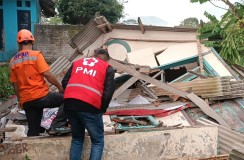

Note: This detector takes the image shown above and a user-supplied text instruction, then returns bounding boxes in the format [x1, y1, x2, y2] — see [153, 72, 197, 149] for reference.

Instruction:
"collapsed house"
[0, 16, 244, 160]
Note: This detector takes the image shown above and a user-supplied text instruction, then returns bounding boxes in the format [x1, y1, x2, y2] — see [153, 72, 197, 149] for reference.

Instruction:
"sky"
[122, 0, 240, 26]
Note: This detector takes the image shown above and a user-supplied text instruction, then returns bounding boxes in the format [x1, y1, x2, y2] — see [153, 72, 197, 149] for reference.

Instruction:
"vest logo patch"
[14, 52, 29, 59]
[76, 67, 97, 77]
[83, 58, 98, 67]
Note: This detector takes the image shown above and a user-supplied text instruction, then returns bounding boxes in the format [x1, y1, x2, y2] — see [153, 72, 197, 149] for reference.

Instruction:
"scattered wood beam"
[109, 59, 188, 98]
[109, 59, 229, 128]
[197, 39, 205, 75]
[112, 77, 138, 100]
[138, 17, 145, 34]
[140, 84, 158, 99]
[231, 65, 244, 78]
[0, 127, 17, 132]
[141, 70, 164, 86]
[186, 93, 230, 128]
[188, 70, 211, 79]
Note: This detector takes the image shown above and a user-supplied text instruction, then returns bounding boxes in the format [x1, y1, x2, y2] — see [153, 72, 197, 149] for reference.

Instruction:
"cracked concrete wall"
[1, 126, 218, 160]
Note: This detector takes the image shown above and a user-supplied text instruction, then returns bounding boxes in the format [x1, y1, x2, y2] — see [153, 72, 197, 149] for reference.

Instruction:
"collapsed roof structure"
[1, 15, 244, 159]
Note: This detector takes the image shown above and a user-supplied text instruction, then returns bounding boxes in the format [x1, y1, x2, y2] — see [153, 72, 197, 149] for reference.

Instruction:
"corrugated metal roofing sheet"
[197, 118, 244, 154]
[68, 19, 103, 61]
[186, 98, 244, 133]
[69, 19, 103, 50]
[49, 56, 71, 91]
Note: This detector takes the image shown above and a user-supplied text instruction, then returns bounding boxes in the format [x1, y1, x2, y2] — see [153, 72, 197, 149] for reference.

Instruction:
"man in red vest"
[62, 48, 115, 160]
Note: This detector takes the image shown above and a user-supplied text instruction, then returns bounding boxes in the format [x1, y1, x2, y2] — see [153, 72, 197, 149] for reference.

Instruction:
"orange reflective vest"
[10, 50, 50, 104]
[64, 57, 109, 109]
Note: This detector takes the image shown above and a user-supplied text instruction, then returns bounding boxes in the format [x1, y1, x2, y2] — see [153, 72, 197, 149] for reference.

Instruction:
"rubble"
[1, 15, 244, 159]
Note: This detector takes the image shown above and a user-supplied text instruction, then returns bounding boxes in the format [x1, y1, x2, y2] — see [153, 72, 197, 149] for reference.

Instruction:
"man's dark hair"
[95, 49, 110, 60]
[20, 40, 32, 45]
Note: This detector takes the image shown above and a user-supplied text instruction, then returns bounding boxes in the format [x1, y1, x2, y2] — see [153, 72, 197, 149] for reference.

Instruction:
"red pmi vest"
[64, 57, 109, 109]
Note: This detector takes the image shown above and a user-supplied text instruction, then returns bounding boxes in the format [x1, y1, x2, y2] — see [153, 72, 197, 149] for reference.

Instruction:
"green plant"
[24, 155, 31, 160]
[191, 0, 244, 66]
[0, 64, 14, 102]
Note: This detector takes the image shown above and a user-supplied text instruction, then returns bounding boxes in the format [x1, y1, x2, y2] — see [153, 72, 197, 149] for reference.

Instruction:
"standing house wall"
[34, 24, 83, 63]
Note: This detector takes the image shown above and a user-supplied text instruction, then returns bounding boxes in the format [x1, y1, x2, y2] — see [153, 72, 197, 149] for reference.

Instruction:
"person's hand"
[18, 101, 24, 109]
[58, 87, 64, 93]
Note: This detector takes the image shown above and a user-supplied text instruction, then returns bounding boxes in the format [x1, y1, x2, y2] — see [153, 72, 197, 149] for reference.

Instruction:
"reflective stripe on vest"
[10, 56, 37, 67]
[66, 83, 102, 97]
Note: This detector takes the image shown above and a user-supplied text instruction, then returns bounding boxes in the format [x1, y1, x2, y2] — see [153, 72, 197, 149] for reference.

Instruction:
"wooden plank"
[112, 77, 138, 100]
[107, 101, 189, 111]
[188, 70, 210, 79]
[140, 85, 158, 99]
[0, 127, 17, 132]
[109, 59, 188, 98]
[211, 47, 240, 80]
[197, 40, 205, 75]
[231, 65, 244, 79]
[137, 17, 145, 34]
[186, 93, 230, 128]
[141, 70, 164, 86]
[109, 59, 229, 128]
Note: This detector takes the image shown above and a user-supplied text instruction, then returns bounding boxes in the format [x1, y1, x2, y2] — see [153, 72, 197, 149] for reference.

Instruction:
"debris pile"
[1, 15, 244, 160]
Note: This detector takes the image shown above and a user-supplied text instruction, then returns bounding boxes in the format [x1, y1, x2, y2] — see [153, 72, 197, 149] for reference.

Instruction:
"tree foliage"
[191, 0, 244, 66]
[57, 0, 124, 25]
[0, 65, 14, 102]
[180, 17, 199, 27]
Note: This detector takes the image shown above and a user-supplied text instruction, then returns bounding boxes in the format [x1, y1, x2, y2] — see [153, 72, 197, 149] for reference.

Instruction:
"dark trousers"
[23, 92, 67, 136]
[65, 111, 104, 160]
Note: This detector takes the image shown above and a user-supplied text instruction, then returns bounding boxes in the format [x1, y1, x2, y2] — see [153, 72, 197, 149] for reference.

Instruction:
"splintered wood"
[108, 59, 230, 128]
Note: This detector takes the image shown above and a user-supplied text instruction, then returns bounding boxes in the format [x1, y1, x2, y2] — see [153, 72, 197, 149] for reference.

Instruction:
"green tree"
[180, 17, 199, 27]
[0, 65, 14, 102]
[191, 0, 244, 66]
[57, 0, 124, 25]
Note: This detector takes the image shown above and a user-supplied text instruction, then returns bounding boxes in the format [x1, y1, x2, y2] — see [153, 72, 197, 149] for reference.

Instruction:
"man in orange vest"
[10, 29, 71, 136]
[62, 48, 115, 160]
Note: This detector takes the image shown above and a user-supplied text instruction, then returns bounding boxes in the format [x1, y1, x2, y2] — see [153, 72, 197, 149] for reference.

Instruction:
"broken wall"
[34, 24, 83, 63]
[1, 126, 218, 160]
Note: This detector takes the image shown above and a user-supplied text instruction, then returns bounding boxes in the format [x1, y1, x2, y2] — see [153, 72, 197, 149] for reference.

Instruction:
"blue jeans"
[65, 111, 104, 160]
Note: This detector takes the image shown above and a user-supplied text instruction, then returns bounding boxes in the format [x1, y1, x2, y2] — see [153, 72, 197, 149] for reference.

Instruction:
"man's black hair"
[20, 40, 32, 45]
[95, 49, 110, 60]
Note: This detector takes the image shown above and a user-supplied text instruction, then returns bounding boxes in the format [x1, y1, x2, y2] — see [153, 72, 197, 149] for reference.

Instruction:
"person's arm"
[42, 71, 64, 93]
[61, 64, 73, 90]
[12, 82, 20, 99]
[101, 66, 115, 113]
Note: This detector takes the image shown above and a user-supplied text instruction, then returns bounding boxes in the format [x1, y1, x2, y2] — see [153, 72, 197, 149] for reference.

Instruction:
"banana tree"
[191, 0, 244, 66]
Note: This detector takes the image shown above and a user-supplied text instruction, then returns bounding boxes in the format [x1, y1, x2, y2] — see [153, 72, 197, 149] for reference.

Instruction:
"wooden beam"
[231, 65, 244, 78]
[186, 93, 230, 128]
[188, 70, 211, 79]
[141, 70, 164, 86]
[107, 37, 196, 43]
[0, 127, 17, 132]
[102, 16, 113, 31]
[112, 77, 138, 100]
[109, 59, 230, 128]
[109, 59, 188, 98]
[137, 17, 145, 34]
[197, 39, 205, 75]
